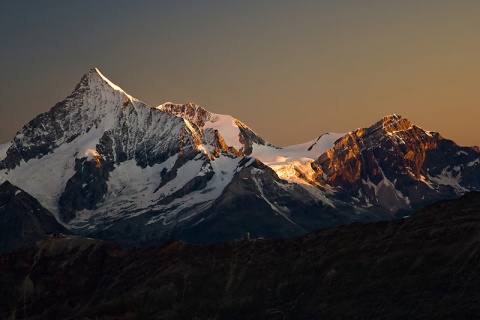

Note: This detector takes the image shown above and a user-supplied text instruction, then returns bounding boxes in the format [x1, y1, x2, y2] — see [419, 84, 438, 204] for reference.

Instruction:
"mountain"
[0, 181, 69, 253]
[1, 192, 480, 320]
[315, 114, 480, 215]
[0, 69, 478, 248]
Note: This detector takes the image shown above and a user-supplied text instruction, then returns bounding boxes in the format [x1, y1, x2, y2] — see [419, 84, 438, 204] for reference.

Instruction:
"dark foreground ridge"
[1, 192, 480, 319]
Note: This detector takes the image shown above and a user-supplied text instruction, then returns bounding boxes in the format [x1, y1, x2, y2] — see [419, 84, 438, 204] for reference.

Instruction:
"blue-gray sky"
[1, 1, 479, 146]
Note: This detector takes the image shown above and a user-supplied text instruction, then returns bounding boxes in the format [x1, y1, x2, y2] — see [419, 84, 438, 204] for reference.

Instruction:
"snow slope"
[0, 143, 10, 161]
[252, 133, 345, 165]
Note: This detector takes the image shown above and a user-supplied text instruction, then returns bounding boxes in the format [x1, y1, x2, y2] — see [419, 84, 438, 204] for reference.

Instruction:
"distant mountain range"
[2, 191, 480, 319]
[0, 69, 478, 250]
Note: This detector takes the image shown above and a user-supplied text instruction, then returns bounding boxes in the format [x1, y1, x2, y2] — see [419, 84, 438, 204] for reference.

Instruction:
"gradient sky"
[1, 1, 479, 147]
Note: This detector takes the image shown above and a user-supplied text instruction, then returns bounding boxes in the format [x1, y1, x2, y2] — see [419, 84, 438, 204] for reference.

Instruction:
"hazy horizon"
[1, 1, 479, 147]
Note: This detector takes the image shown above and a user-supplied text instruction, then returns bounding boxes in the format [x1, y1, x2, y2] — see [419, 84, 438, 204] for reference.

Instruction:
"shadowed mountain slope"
[0, 181, 69, 253]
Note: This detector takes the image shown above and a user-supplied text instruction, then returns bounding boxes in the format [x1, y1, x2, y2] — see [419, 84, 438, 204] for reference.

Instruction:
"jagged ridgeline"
[0, 69, 479, 248]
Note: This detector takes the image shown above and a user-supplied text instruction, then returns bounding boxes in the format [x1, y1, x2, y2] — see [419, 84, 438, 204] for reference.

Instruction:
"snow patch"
[428, 167, 469, 192]
[467, 159, 479, 167]
[203, 114, 243, 150]
[361, 170, 410, 212]
[0, 143, 10, 161]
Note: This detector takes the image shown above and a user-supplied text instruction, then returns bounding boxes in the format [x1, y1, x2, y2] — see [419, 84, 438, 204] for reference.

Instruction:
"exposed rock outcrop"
[316, 115, 480, 214]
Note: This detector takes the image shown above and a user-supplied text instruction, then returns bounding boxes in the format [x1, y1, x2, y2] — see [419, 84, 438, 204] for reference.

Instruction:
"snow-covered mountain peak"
[64, 68, 146, 125]
[0, 69, 163, 173]
[75, 68, 126, 94]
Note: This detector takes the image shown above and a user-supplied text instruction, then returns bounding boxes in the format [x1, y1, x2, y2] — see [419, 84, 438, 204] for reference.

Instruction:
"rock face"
[0, 69, 479, 250]
[159, 102, 273, 155]
[0, 181, 69, 253]
[160, 102, 220, 128]
[315, 115, 480, 215]
[1, 192, 480, 320]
